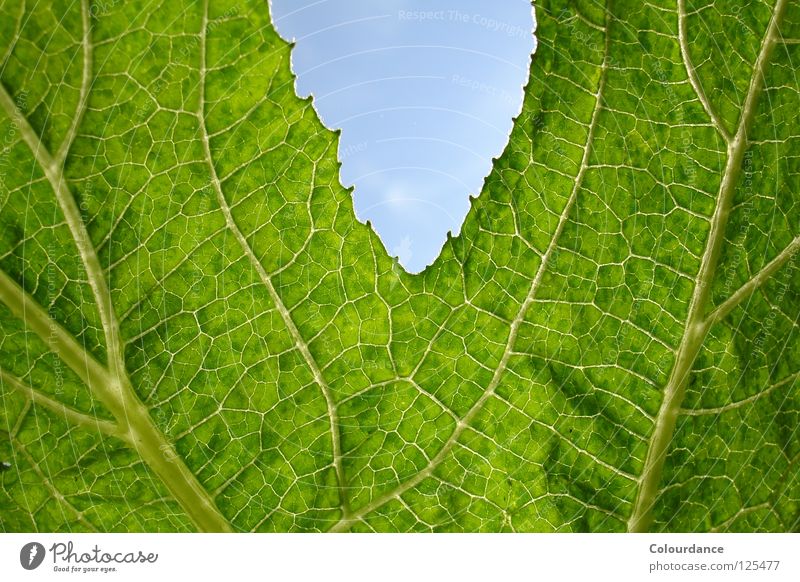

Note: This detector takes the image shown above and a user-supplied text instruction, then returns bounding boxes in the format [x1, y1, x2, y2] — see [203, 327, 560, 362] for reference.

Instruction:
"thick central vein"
[329, 4, 612, 532]
[0, 263, 232, 532]
[196, 0, 349, 517]
[627, 0, 789, 533]
[0, 13, 232, 532]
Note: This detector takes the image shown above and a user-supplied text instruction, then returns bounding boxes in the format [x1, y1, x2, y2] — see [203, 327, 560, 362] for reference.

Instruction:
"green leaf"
[0, 0, 798, 533]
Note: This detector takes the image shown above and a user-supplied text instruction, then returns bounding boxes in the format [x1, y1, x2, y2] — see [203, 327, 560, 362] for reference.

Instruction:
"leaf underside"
[0, 0, 798, 533]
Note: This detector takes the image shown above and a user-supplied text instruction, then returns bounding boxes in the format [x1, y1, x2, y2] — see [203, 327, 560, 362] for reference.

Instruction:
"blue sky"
[269, 0, 536, 272]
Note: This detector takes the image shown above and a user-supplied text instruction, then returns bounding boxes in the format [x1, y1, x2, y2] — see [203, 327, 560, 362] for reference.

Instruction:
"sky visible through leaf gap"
[269, 0, 537, 272]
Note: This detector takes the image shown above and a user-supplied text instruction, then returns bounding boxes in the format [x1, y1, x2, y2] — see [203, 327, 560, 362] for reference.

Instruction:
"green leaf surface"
[0, 0, 798, 533]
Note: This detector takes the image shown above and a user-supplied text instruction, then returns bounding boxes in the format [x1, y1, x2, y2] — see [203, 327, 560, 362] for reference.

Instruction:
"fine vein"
[677, 0, 733, 143]
[706, 235, 800, 326]
[0, 369, 124, 439]
[197, 0, 349, 516]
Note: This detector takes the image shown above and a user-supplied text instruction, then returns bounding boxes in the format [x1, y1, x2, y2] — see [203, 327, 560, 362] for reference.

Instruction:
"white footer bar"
[1, 533, 796, 581]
